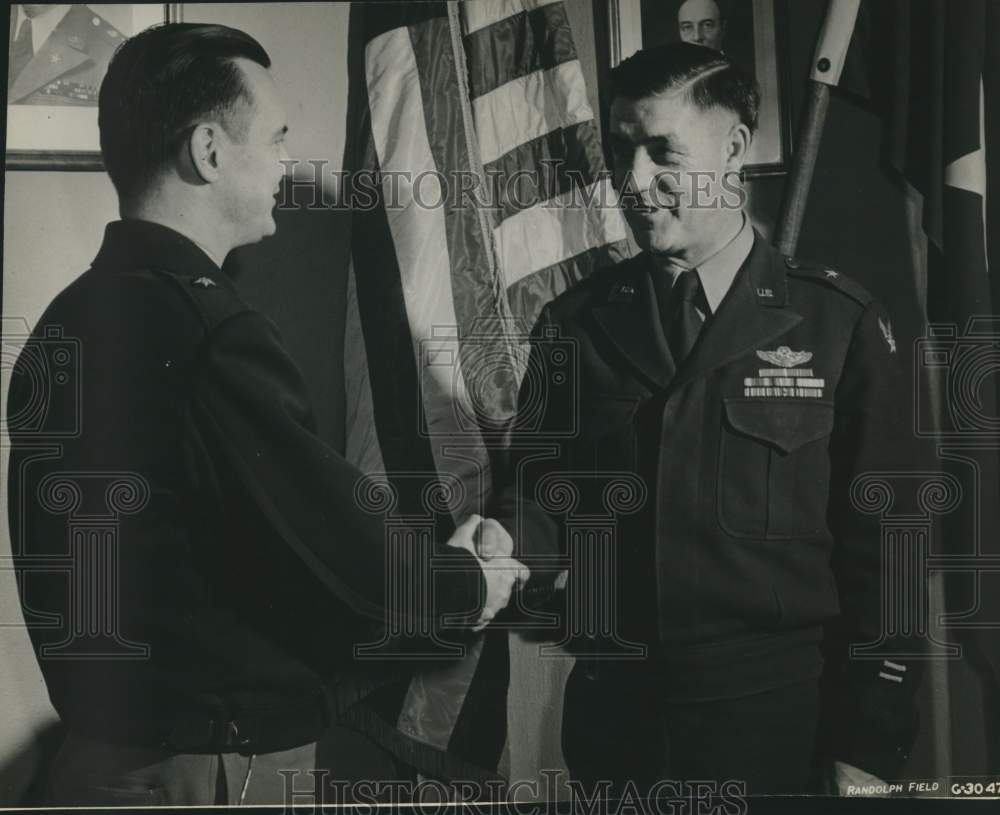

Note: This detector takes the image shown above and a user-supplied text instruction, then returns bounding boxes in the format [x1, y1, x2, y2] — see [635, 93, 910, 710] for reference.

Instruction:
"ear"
[187, 123, 222, 184]
[723, 121, 752, 174]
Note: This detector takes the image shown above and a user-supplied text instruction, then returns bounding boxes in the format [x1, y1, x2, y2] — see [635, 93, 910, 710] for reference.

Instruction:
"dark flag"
[839, 0, 999, 772]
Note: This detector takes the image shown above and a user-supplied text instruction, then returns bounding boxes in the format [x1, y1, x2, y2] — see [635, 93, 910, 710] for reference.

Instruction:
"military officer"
[494, 42, 924, 796]
[7, 23, 527, 806]
[8, 4, 125, 105]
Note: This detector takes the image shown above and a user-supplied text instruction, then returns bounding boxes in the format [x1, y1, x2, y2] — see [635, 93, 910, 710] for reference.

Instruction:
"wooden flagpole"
[774, 0, 862, 257]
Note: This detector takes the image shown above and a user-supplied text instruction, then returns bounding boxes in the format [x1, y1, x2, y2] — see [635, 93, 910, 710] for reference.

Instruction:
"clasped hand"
[447, 515, 529, 631]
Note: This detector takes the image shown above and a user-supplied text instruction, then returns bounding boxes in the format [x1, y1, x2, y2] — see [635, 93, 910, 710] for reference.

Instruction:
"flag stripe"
[408, 15, 522, 428]
[482, 119, 605, 221]
[494, 177, 628, 287]
[461, 0, 562, 36]
[506, 241, 630, 330]
[464, 2, 576, 100]
[365, 22, 492, 513]
[350, 170, 439, 493]
[473, 60, 594, 166]
[360, 1, 446, 45]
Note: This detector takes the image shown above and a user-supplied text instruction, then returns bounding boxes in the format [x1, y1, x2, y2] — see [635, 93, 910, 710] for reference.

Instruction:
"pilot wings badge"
[756, 346, 812, 368]
[747, 346, 823, 398]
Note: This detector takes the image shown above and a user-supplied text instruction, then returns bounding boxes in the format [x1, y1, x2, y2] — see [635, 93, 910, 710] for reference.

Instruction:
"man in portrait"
[8, 4, 127, 106]
[677, 0, 726, 52]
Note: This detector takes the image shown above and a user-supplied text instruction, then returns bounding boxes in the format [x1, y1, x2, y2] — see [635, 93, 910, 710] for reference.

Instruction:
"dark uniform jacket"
[7, 220, 484, 754]
[495, 230, 925, 780]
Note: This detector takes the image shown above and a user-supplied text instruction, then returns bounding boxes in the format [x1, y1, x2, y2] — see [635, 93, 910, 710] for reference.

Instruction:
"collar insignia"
[756, 346, 813, 368]
[193, 276, 217, 289]
[610, 283, 635, 302]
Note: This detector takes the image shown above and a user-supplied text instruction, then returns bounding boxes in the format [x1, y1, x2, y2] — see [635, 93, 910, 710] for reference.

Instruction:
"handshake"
[447, 515, 529, 631]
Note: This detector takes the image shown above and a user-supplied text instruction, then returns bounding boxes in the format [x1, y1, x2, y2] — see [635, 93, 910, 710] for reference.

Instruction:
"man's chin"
[631, 227, 677, 256]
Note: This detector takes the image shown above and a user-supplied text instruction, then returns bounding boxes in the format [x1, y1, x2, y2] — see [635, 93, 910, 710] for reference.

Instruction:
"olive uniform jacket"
[7, 220, 485, 758]
[495, 230, 926, 781]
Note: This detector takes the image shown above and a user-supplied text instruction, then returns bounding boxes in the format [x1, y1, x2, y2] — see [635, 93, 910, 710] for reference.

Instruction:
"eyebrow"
[273, 125, 289, 138]
[611, 133, 687, 155]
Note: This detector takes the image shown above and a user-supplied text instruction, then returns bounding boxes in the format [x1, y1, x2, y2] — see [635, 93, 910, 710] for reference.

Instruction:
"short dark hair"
[98, 23, 271, 199]
[609, 42, 759, 133]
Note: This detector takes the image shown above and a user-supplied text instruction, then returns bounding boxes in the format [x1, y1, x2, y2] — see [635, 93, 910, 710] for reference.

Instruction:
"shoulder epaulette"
[783, 257, 873, 307]
[143, 266, 251, 331]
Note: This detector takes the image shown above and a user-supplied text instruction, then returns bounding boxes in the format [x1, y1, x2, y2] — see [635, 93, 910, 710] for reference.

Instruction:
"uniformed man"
[7, 23, 526, 806]
[677, 0, 726, 53]
[494, 43, 924, 796]
[8, 4, 125, 105]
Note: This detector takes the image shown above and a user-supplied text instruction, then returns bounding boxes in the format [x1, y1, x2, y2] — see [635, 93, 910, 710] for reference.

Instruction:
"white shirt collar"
[18, 5, 71, 56]
[662, 214, 755, 314]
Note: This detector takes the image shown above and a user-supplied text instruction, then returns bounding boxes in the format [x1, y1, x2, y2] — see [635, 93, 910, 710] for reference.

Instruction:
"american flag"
[341, 0, 628, 781]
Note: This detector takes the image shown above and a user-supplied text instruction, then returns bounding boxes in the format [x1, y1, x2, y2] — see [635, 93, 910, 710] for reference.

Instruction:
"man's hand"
[474, 517, 514, 559]
[448, 515, 529, 631]
[830, 760, 889, 796]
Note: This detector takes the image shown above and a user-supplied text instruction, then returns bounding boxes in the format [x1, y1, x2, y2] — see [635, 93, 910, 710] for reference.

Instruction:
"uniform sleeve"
[189, 309, 485, 629]
[489, 304, 569, 599]
[823, 300, 927, 779]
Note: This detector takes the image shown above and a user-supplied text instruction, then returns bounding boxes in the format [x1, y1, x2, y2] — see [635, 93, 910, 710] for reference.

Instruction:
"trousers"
[563, 664, 822, 796]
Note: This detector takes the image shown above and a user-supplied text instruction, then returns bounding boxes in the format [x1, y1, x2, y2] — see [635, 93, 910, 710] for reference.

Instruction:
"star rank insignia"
[193, 277, 217, 289]
[824, 269, 839, 279]
[610, 283, 635, 302]
[746, 346, 824, 398]
[879, 316, 897, 353]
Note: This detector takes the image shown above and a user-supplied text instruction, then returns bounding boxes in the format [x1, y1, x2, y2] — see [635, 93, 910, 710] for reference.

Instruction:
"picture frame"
[603, 0, 792, 177]
[5, 4, 182, 171]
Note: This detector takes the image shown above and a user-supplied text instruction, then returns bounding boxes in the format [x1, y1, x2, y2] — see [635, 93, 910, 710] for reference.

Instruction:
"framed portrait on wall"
[6, 4, 181, 170]
[606, 0, 791, 176]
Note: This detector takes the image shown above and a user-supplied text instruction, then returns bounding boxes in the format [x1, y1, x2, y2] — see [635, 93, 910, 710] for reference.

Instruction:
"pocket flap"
[723, 398, 834, 453]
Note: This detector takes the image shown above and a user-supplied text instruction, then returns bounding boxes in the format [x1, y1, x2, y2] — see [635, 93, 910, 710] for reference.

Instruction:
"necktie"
[10, 17, 33, 88]
[666, 270, 705, 364]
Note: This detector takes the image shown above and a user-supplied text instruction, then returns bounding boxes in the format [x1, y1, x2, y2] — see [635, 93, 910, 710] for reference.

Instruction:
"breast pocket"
[718, 398, 835, 539]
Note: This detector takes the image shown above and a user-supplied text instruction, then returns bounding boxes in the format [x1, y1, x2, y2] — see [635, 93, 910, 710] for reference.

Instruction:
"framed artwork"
[605, 0, 791, 176]
[5, 4, 181, 170]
